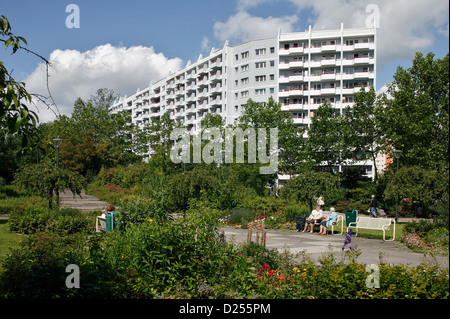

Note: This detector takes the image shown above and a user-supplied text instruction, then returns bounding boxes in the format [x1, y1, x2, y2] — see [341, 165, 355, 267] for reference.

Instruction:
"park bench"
[95, 216, 106, 232]
[330, 214, 344, 235]
[311, 213, 344, 235]
[347, 216, 396, 241]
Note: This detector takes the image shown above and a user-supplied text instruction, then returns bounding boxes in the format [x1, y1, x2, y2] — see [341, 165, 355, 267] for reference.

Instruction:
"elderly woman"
[302, 205, 323, 233]
[318, 207, 338, 235]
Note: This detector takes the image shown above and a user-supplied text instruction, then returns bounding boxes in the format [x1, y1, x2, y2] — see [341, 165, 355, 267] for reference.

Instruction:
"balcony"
[197, 89, 208, 99]
[210, 71, 222, 82]
[210, 58, 222, 69]
[186, 93, 196, 102]
[292, 117, 306, 125]
[281, 103, 305, 111]
[186, 70, 196, 80]
[279, 73, 304, 83]
[197, 64, 208, 74]
[185, 117, 196, 125]
[279, 88, 305, 97]
[186, 106, 196, 114]
[321, 58, 337, 66]
[210, 96, 222, 106]
[210, 84, 222, 94]
[321, 44, 337, 51]
[197, 100, 208, 110]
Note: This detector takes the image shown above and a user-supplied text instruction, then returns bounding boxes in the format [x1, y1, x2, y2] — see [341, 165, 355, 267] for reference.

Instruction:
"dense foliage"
[0, 203, 448, 299]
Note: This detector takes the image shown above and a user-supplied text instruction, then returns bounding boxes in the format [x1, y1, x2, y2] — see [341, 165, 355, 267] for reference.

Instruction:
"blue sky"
[1, 0, 448, 122]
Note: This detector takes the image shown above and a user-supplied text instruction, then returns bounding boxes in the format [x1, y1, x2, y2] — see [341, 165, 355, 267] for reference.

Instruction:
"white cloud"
[287, 0, 449, 62]
[201, 36, 211, 51]
[24, 44, 183, 123]
[213, 11, 298, 44]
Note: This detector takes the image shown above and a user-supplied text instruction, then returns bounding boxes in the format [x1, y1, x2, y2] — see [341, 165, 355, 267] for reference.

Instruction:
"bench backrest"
[356, 216, 392, 229]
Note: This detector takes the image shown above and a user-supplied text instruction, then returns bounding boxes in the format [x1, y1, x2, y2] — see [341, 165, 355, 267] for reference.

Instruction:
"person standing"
[369, 195, 378, 218]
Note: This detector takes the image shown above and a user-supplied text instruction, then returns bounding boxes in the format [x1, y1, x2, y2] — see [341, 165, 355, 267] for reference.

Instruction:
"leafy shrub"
[403, 220, 435, 236]
[284, 205, 310, 222]
[8, 206, 91, 235]
[0, 232, 90, 298]
[226, 208, 256, 225]
[117, 195, 169, 229]
[335, 200, 368, 215]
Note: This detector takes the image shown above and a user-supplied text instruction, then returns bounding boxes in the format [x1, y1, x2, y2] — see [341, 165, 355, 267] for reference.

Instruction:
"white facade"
[111, 25, 377, 177]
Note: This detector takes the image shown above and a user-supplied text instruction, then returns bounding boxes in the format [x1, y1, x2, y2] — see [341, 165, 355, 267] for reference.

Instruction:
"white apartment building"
[111, 24, 379, 178]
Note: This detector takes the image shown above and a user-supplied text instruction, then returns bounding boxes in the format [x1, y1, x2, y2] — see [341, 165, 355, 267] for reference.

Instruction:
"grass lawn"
[0, 220, 23, 272]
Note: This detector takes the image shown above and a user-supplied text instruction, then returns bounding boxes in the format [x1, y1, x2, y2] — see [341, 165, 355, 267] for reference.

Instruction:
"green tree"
[281, 171, 344, 210]
[237, 97, 308, 176]
[384, 166, 448, 216]
[1, 15, 38, 137]
[308, 102, 346, 171]
[381, 52, 449, 172]
[35, 89, 140, 177]
[145, 112, 179, 174]
[15, 163, 86, 209]
[343, 87, 386, 181]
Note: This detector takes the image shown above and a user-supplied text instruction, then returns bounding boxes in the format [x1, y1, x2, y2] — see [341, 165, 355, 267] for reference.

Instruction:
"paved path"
[59, 190, 110, 212]
[51, 190, 450, 269]
[222, 227, 449, 268]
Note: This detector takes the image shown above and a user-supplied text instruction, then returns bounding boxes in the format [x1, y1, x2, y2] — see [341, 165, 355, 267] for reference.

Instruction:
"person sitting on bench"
[318, 207, 338, 235]
[302, 205, 323, 233]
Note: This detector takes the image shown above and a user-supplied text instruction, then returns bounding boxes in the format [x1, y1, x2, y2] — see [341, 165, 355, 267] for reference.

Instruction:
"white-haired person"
[318, 207, 338, 235]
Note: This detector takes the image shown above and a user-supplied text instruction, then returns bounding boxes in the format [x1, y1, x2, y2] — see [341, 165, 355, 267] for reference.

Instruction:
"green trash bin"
[345, 209, 358, 227]
[106, 211, 118, 232]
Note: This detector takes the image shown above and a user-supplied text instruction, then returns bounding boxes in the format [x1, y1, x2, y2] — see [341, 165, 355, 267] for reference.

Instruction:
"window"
[241, 91, 249, 98]
[269, 74, 275, 81]
[255, 48, 266, 55]
[255, 88, 266, 95]
[270, 47, 275, 53]
[269, 87, 275, 94]
[255, 75, 266, 82]
[235, 54, 238, 60]
[270, 60, 275, 67]
[255, 61, 266, 69]
[241, 64, 249, 72]
[241, 51, 249, 59]
[241, 77, 249, 85]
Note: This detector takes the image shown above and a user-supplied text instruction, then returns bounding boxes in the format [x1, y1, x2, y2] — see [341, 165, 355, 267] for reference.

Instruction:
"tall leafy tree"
[237, 97, 308, 176]
[380, 52, 449, 172]
[145, 112, 179, 174]
[307, 102, 346, 171]
[343, 86, 386, 181]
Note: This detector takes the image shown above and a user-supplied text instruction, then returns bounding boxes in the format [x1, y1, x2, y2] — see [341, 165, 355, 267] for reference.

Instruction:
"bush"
[0, 216, 448, 299]
[284, 205, 310, 222]
[335, 200, 368, 215]
[226, 208, 256, 225]
[8, 206, 92, 235]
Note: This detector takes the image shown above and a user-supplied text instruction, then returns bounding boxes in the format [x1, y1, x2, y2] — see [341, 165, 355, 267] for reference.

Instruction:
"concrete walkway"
[222, 227, 449, 268]
[59, 190, 110, 212]
[49, 190, 450, 269]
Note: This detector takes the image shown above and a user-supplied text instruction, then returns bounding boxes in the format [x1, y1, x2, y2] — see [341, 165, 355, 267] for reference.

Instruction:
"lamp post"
[53, 138, 63, 167]
[393, 149, 402, 222]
